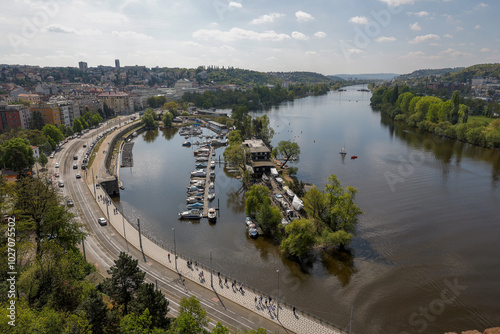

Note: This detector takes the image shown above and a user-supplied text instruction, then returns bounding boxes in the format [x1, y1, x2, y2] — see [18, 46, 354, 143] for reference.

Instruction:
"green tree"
[42, 124, 64, 144]
[170, 296, 208, 334]
[130, 283, 170, 329]
[211, 322, 229, 334]
[227, 130, 242, 146]
[245, 184, 271, 217]
[0, 137, 35, 173]
[223, 144, 246, 170]
[280, 219, 316, 258]
[78, 288, 110, 334]
[256, 203, 281, 234]
[38, 152, 48, 167]
[450, 90, 461, 124]
[303, 186, 326, 223]
[80, 117, 89, 129]
[120, 308, 155, 334]
[100, 252, 146, 315]
[161, 112, 173, 128]
[163, 101, 178, 117]
[73, 118, 83, 134]
[29, 110, 46, 130]
[273, 140, 300, 166]
[141, 108, 158, 129]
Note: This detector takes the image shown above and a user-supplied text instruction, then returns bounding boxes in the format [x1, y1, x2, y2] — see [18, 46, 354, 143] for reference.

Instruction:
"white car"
[97, 217, 107, 226]
[55, 163, 60, 168]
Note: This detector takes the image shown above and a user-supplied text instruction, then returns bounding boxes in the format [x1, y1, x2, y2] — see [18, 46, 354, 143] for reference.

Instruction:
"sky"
[0, 0, 498, 75]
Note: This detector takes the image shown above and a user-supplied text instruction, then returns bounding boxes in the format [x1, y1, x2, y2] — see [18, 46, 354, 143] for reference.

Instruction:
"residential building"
[0, 105, 23, 132]
[29, 102, 61, 125]
[79, 61, 88, 70]
[17, 93, 40, 103]
[2, 104, 31, 129]
[97, 91, 131, 114]
[243, 139, 274, 176]
[115, 59, 120, 69]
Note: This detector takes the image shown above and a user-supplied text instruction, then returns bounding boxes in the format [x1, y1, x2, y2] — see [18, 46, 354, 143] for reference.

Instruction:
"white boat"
[186, 196, 204, 203]
[209, 181, 214, 189]
[195, 162, 207, 168]
[190, 169, 206, 177]
[207, 192, 215, 201]
[210, 171, 215, 179]
[178, 209, 202, 219]
[207, 208, 217, 222]
[248, 227, 258, 238]
[182, 141, 191, 147]
[210, 161, 216, 169]
[340, 144, 347, 155]
[187, 202, 204, 209]
[196, 157, 209, 162]
[190, 180, 205, 187]
[187, 186, 202, 193]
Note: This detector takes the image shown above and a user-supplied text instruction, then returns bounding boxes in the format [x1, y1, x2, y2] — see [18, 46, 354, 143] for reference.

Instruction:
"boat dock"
[202, 146, 214, 218]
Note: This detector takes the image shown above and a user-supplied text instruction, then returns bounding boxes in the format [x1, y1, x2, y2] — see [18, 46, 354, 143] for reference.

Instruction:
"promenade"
[86, 124, 343, 334]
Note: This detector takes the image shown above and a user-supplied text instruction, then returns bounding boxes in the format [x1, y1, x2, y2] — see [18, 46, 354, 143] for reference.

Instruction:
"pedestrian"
[168, 253, 170, 261]
[195, 261, 197, 268]
[254, 296, 257, 304]
[269, 296, 272, 305]
[219, 277, 222, 285]
[217, 271, 220, 278]
[239, 283, 243, 292]
[293, 306, 296, 316]
[201, 271, 204, 279]
[259, 295, 263, 305]
[225, 277, 228, 286]
[265, 298, 268, 306]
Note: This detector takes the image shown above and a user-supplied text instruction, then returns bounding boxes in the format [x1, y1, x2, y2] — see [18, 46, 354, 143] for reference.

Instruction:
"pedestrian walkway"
[86, 126, 343, 334]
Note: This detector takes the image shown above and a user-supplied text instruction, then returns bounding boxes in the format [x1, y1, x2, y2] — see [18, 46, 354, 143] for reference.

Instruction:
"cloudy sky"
[0, 0, 498, 75]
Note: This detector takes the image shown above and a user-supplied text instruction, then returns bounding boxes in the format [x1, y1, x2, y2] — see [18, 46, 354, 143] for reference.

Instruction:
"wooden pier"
[202, 147, 214, 218]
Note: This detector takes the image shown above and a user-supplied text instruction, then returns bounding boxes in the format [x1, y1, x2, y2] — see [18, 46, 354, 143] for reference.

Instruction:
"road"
[51, 117, 292, 333]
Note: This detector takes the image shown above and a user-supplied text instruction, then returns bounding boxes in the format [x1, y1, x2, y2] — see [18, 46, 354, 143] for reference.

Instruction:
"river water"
[117, 85, 500, 333]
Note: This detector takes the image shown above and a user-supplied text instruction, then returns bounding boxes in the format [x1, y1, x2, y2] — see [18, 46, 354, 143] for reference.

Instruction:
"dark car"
[74, 155, 78, 160]
[73, 164, 78, 169]
[67, 199, 74, 207]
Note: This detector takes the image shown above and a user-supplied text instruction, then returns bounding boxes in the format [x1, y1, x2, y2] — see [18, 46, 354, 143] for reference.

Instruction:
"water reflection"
[143, 128, 160, 142]
[161, 127, 178, 140]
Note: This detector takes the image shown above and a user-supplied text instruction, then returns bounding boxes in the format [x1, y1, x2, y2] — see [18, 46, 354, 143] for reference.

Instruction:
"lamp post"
[277, 269, 280, 319]
[172, 228, 177, 271]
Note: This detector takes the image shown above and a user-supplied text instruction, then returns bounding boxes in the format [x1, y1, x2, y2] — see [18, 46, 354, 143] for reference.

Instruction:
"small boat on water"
[351, 156, 358, 160]
[190, 169, 206, 177]
[340, 144, 347, 155]
[196, 156, 209, 162]
[245, 217, 253, 227]
[178, 209, 202, 219]
[207, 208, 217, 223]
[187, 202, 204, 209]
[186, 195, 204, 203]
[248, 227, 258, 238]
[210, 161, 216, 169]
[210, 171, 215, 179]
[190, 180, 205, 187]
[207, 192, 215, 201]
[195, 162, 207, 168]
[187, 186, 202, 193]
[184, 135, 189, 139]
[182, 141, 191, 147]
[209, 181, 214, 189]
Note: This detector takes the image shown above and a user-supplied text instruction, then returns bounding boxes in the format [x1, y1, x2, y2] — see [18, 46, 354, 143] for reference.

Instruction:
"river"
[117, 85, 500, 333]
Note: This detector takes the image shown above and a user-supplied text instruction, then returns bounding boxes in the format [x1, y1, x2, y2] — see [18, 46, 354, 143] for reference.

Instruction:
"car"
[50, 153, 55, 158]
[76, 173, 81, 179]
[96, 183, 100, 188]
[67, 199, 74, 207]
[81, 164, 87, 170]
[97, 217, 107, 226]
[55, 163, 60, 168]
[74, 155, 78, 160]
[73, 164, 78, 169]
[83, 144, 87, 148]
[55, 172, 60, 177]
[58, 181, 64, 188]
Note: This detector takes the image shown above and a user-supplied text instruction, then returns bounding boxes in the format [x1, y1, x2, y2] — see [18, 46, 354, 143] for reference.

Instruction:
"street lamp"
[172, 228, 177, 271]
[277, 269, 280, 319]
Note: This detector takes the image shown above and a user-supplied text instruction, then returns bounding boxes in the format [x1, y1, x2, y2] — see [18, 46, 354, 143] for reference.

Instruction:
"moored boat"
[178, 209, 202, 219]
[187, 202, 204, 209]
[207, 208, 217, 223]
[186, 195, 204, 203]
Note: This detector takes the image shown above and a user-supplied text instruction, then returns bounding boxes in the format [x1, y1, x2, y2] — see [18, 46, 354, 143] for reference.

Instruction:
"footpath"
[86, 124, 343, 334]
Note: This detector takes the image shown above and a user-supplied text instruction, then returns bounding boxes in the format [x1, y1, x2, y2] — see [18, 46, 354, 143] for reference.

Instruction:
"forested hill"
[397, 63, 500, 83]
[267, 71, 334, 83]
[201, 67, 281, 86]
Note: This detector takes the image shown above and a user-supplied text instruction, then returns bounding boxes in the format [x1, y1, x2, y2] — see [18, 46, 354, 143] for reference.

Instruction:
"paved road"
[53, 118, 343, 334]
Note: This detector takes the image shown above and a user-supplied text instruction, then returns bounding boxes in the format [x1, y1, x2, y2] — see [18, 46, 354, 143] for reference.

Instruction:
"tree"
[170, 296, 208, 334]
[256, 203, 281, 234]
[163, 101, 178, 117]
[130, 283, 170, 329]
[28, 110, 46, 130]
[303, 186, 326, 223]
[80, 117, 89, 129]
[38, 152, 48, 167]
[280, 219, 316, 258]
[73, 118, 83, 134]
[227, 130, 242, 146]
[0, 137, 35, 173]
[100, 252, 146, 315]
[223, 144, 245, 170]
[161, 112, 173, 128]
[141, 108, 158, 129]
[245, 184, 271, 217]
[42, 124, 64, 144]
[78, 288, 109, 334]
[274, 140, 300, 166]
[120, 308, 154, 334]
[450, 90, 461, 124]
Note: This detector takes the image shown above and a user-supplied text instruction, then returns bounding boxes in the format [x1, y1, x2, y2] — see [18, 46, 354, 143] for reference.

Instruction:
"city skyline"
[0, 0, 498, 75]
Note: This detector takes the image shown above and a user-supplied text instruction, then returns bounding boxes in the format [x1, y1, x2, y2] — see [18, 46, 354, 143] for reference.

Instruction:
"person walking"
[239, 283, 243, 293]
[168, 253, 170, 262]
[293, 306, 296, 316]
[224, 277, 228, 287]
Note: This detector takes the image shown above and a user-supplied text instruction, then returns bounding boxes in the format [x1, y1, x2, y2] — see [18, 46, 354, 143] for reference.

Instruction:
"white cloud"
[192, 28, 290, 42]
[314, 31, 327, 38]
[305, 51, 317, 55]
[480, 48, 491, 53]
[345, 48, 364, 55]
[475, 3, 488, 9]
[375, 36, 396, 42]
[409, 34, 440, 44]
[440, 48, 468, 57]
[415, 11, 429, 17]
[401, 51, 425, 58]
[251, 13, 285, 25]
[349, 16, 369, 25]
[112, 31, 153, 40]
[379, 0, 416, 6]
[295, 11, 314, 22]
[291, 31, 308, 40]
[228, 2, 242, 8]
[410, 22, 421, 31]
[183, 41, 202, 47]
[45, 24, 102, 36]
[474, 25, 481, 29]
[444, 34, 453, 38]
[85, 12, 129, 24]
